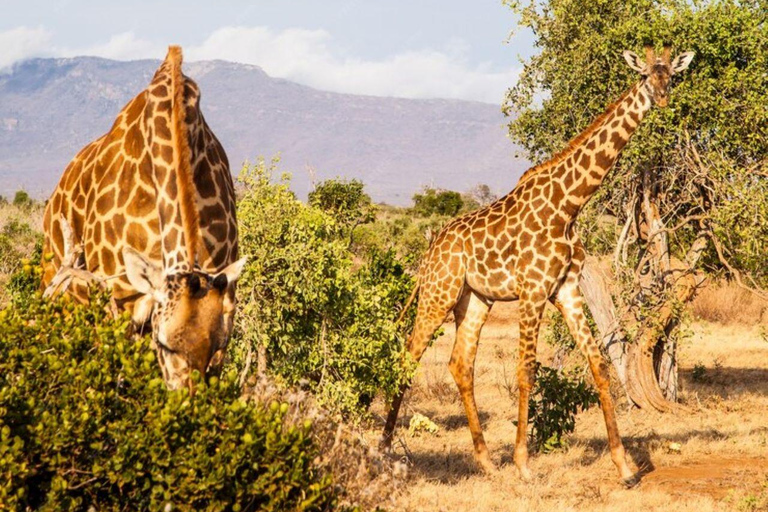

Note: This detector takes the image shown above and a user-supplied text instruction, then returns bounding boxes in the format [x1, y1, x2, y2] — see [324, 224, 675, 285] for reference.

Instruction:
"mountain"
[0, 56, 529, 205]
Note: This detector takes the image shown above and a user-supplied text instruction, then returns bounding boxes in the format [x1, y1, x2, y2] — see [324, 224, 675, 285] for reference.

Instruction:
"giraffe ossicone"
[381, 45, 694, 485]
[42, 46, 244, 391]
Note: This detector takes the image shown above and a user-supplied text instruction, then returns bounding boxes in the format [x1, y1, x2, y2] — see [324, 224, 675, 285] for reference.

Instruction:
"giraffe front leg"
[514, 290, 547, 481]
[553, 276, 638, 486]
[449, 289, 494, 472]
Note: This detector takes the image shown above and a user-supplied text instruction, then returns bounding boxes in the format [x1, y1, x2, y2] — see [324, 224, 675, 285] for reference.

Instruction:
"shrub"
[0, 276, 338, 511]
[234, 158, 416, 416]
[411, 188, 463, 217]
[522, 365, 599, 453]
[12, 190, 32, 208]
[308, 178, 376, 237]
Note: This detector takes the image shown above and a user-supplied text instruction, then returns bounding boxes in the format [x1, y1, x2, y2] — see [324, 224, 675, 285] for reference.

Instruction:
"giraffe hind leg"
[513, 290, 548, 481]
[380, 284, 460, 451]
[553, 277, 636, 485]
[448, 288, 494, 472]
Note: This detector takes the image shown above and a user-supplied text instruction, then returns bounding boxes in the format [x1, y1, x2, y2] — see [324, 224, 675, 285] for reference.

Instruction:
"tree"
[504, 0, 768, 409]
[234, 159, 415, 415]
[412, 188, 464, 217]
[308, 178, 376, 244]
[464, 184, 498, 209]
[12, 190, 32, 208]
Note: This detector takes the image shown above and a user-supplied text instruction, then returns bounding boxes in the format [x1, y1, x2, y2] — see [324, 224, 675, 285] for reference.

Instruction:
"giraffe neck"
[147, 47, 200, 274]
[544, 81, 652, 219]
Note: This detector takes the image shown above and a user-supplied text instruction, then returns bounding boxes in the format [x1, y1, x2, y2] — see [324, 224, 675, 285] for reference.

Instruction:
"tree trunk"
[579, 259, 631, 398]
[578, 231, 707, 411]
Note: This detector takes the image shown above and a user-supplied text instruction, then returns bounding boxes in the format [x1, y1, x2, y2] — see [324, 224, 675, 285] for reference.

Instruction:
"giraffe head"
[623, 45, 694, 107]
[124, 247, 246, 390]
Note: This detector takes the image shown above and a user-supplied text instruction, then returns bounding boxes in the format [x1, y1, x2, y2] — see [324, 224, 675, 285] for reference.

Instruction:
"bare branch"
[706, 230, 768, 301]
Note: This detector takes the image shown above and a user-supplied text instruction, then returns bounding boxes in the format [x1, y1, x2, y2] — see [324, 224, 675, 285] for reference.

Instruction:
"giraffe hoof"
[516, 465, 533, 482]
[621, 473, 641, 489]
[378, 435, 393, 454]
[475, 454, 497, 474]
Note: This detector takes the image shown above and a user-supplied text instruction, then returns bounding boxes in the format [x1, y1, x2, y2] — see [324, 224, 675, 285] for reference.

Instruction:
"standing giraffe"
[42, 46, 245, 390]
[381, 46, 694, 484]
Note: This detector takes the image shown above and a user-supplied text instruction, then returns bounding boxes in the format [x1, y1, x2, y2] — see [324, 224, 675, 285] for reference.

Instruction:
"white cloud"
[0, 25, 519, 103]
[74, 32, 163, 62]
[186, 26, 518, 103]
[0, 26, 52, 69]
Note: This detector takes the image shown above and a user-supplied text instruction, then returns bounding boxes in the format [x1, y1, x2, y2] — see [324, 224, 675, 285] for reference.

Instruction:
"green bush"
[411, 188, 463, 217]
[234, 159, 416, 416]
[308, 178, 376, 236]
[12, 190, 32, 208]
[523, 365, 599, 453]
[0, 278, 338, 511]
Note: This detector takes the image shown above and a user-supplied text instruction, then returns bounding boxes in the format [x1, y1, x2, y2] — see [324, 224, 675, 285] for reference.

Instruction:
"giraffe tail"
[396, 281, 420, 324]
[166, 45, 200, 265]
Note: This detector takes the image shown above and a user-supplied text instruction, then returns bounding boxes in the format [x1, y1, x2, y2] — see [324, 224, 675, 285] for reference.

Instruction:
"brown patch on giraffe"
[101, 247, 116, 275]
[594, 150, 612, 170]
[152, 84, 168, 98]
[127, 222, 149, 252]
[610, 131, 626, 150]
[124, 123, 145, 159]
[159, 144, 174, 165]
[154, 116, 171, 140]
[578, 152, 591, 169]
[208, 221, 228, 242]
[96, 190, 115, 215]
[550, 184, 565, 205]
[104, 219, 118, 246]
[127, 189, 154, 218]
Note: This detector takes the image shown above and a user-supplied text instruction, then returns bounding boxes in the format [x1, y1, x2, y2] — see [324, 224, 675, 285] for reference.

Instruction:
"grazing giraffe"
[381, 46, 694, 484]
[41, 46, 246, 390]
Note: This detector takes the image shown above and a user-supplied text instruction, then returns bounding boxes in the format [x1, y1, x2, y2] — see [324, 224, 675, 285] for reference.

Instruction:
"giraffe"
[41, 46, 245, 391]
[381, 46, 694, 484]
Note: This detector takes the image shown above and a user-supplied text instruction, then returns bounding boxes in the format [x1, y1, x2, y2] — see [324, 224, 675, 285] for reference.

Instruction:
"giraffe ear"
[670, 51, 694, 75]
[622, 50, 648, 75]
[123, 247, 166, 303]
[215, 257, 247, 290]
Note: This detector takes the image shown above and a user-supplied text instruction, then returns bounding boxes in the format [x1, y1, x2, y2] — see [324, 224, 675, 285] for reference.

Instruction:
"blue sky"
[1, 0, 534, 103]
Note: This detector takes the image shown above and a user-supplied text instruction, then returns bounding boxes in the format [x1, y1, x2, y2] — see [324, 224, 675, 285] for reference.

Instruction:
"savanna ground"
[370, 292, 768, 512]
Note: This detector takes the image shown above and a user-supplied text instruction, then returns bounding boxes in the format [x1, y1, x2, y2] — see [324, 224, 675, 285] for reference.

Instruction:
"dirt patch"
[643, 456, 768, 500]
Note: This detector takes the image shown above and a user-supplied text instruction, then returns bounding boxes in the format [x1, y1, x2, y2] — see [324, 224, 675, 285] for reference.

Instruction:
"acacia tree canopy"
[504, 0, 768, 284]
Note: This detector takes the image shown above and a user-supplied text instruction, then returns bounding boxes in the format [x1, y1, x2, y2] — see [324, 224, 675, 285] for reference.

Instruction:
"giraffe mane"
[166, 45, 200, 267]
[514, 85, 637, 187]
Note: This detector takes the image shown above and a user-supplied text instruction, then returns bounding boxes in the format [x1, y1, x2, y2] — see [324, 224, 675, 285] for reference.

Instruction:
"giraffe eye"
[213, 274, 228, 291]
[188, 274, 202, 294]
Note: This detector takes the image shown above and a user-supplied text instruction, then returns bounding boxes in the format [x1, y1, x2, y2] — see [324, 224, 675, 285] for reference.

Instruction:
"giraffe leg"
[380, 287, 458, 451]
[514, 290, 547, 481]
[448, 289, 494, 472]
[553, 272, 637, 485]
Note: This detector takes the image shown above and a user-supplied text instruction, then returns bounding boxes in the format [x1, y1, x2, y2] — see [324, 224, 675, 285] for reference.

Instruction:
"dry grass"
[0, 202, 44, 305]
[243, 376, 404, 511]
[691, 281, 768, 325]
[368, 302, 768, 512]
